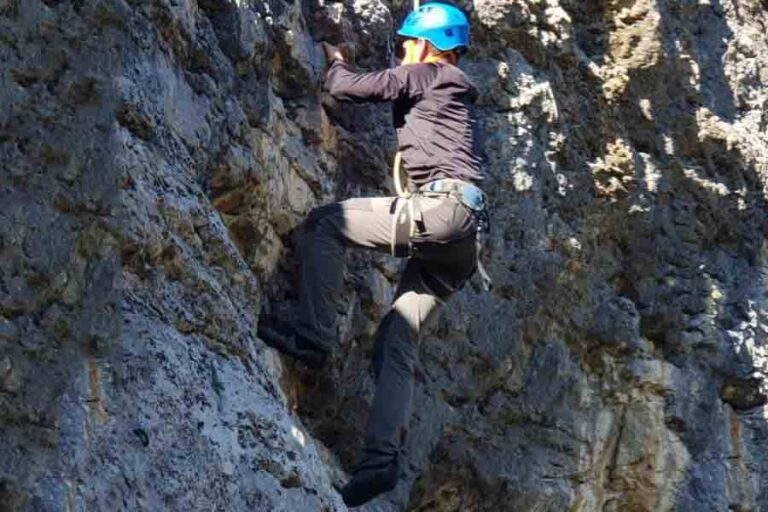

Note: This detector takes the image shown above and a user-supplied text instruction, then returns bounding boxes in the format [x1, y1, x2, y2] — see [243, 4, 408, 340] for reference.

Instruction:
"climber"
[257, 2, 487, 507]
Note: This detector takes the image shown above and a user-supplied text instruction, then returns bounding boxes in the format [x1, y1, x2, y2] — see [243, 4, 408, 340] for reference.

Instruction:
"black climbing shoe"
[257, 323, 329, 369]
[340, 458, 398, 507]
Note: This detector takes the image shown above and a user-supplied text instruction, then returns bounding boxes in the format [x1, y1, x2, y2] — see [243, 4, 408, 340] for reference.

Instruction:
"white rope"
[392, 0, 420, 198]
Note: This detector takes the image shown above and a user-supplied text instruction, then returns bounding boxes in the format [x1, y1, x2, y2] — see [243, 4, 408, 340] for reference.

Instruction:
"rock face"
[1, 0, 768, 511]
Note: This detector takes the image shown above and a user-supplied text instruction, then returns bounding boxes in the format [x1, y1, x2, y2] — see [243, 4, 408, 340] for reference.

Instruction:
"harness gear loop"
[475, 228, 492, 292]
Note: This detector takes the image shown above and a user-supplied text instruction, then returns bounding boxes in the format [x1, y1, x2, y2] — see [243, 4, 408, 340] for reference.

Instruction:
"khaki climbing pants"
[295, 194, 477, 464]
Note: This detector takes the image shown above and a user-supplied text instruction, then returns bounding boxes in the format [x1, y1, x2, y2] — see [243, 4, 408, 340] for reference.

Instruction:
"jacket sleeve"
[324, 60, 412, 103]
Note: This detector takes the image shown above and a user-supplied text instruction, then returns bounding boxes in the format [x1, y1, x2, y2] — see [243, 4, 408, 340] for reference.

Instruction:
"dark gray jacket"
[325, 60, 484, 188]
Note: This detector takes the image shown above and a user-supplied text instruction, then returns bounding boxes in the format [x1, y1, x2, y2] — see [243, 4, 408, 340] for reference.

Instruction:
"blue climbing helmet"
[397, 2, 470, 53]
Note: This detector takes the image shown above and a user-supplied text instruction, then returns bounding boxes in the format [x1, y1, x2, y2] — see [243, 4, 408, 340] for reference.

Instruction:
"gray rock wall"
[1, 0, 767, 511]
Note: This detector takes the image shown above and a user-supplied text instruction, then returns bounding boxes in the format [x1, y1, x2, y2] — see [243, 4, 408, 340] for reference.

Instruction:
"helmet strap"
[401, 38, 429, 64]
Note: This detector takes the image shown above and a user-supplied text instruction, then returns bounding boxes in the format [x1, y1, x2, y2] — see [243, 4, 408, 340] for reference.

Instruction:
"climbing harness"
[419, 179, 492, 292]
[389, 193, 413, 257]
[389, 179, 492, 292]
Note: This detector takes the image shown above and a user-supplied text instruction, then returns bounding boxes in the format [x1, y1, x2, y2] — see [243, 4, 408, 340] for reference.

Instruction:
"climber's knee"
[304, 203, 342, 235]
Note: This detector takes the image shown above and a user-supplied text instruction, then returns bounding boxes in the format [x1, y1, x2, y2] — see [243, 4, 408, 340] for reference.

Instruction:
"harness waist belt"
[418, 179, 486, 212]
